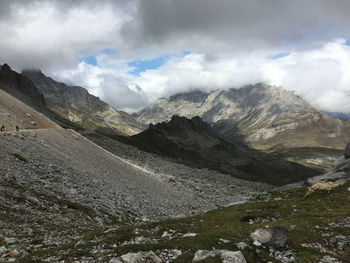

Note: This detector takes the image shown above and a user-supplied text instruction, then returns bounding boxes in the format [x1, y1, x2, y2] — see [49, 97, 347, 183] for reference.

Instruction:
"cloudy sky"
[1, 0, 350, 113]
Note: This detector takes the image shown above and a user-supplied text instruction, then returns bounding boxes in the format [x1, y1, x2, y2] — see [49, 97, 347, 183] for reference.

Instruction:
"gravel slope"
[1, 129, 271, 223]
[0, 89, 60, 131]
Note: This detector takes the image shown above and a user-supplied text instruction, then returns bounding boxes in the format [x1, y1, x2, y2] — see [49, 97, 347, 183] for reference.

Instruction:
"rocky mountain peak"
[149, 115, 215, 138]
[136, 83, 350, 153]
[0, 63, 46, 107]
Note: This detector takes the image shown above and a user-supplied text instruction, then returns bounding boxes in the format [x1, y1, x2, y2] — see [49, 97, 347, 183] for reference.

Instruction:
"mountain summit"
[137, 84, 350, 166]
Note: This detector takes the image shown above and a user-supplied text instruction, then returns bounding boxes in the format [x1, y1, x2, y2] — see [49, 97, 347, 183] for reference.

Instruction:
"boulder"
[306, 181, 339, 196]
[250, 226, 288, 248]
[192, 250, 246, 263]
[120, 251, 162, 263]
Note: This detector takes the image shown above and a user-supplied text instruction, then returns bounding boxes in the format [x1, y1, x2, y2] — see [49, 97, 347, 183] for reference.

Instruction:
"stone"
[193, 250, 220, 261]
[344, 142, 350, 159]
[109, 258, 123, 263]
[305, 181, 339, 196]
[250, 226, 288, 248]
[161, 231, 170, 238]
[8, 250, 20, 257]
[319, 255, 341, 263]
[183, 233, 197, 237]
[193, 250, 246, 263]
[120, 251, 162, 263]
[0, 246, 7, 255]
[236, 242, 249, 250]
[4, 237, 16, 244]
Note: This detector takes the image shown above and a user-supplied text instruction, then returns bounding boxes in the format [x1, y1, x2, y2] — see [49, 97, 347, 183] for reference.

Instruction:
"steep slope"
[137, 84, 350, 167]
[0, 64, 84, 131]
[0, 89, 60, 130]
[23, 70, 145, 136]
[122, 115, 318, 185]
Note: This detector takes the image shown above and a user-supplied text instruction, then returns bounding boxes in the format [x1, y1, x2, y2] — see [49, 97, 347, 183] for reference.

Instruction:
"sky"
[1, 0, 350, 113]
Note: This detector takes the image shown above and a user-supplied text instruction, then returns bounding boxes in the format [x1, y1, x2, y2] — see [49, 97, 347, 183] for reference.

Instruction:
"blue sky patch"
[80, 49, 115, 66]
[268, 52, 290, 60]
[128, 51, 191, 76]
[345, 39, 350, 46]
[82, 55, 98, 66]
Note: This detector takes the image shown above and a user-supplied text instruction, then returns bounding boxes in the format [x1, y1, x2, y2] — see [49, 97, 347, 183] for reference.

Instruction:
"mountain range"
[137, 84, 350, 168]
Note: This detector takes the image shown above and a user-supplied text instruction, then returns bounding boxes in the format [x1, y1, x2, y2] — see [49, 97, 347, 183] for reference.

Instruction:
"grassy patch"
[17, 181, 350, 262]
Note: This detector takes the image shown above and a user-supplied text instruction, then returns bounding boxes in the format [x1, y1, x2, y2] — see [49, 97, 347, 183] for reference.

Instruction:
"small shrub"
[12, 153, 28, 163]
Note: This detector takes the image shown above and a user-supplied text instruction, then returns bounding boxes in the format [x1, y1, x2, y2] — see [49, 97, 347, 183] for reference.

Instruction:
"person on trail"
[16, 126, 19, 132]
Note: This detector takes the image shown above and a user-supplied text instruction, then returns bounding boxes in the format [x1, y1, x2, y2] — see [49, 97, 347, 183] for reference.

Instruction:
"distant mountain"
[0, 64, 83, 130]
[121, 115, 318, 185]
[137, 84, 350, 167]
[22, 69, 145, 136]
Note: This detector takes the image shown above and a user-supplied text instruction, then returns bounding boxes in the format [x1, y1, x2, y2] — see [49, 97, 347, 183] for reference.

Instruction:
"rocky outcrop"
[120, 251, 162, 263]
[23, 70, 145, 136]
[306, 142, 350, 185]
[250, 226, 289, 247]
[124, 115, 318, 185]
[137, 84, 350, 166]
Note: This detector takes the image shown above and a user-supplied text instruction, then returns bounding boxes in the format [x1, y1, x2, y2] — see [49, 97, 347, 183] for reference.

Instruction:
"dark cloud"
[124, 0, 350, 53]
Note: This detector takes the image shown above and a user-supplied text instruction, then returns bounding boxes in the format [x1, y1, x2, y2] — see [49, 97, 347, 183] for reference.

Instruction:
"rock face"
[306, 142, 350, 185]
[250, 226, 288, 247]
[192, 250, 246, 263]
[137, 84, 350, 166]
[124, 115, 318, 185]
[23, 70, 145, 136]
[0, 64, 46, 107]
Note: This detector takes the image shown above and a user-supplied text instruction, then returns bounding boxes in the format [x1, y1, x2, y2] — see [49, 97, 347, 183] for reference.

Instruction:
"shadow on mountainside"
[92, 115, 319, 186]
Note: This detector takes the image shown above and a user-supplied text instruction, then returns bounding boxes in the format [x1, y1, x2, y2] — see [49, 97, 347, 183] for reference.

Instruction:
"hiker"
[16, 125, 19, 132]
[0, 125, 4, 132]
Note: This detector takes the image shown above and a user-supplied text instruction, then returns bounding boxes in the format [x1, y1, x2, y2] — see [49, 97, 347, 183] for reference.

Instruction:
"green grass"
[18, 180, 350, 262]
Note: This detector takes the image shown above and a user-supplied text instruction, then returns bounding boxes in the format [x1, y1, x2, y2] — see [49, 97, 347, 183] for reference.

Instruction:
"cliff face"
[22, 70, 146, 136]
[0, 64, 46, 107]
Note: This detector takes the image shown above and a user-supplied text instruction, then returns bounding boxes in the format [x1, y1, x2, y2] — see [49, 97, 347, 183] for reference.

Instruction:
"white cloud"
[51, 39, 350, 114]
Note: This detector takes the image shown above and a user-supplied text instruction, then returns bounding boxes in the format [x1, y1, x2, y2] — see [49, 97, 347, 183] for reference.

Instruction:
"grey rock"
[236, 242, 249, 250]
[193, 250, 246, 263]
[4, 237, 16, 244]
[0, 246, 7, 255]
[250, 226, 288, 248]
[120, 251, 162, 263]
[109, 258, 123, 263]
